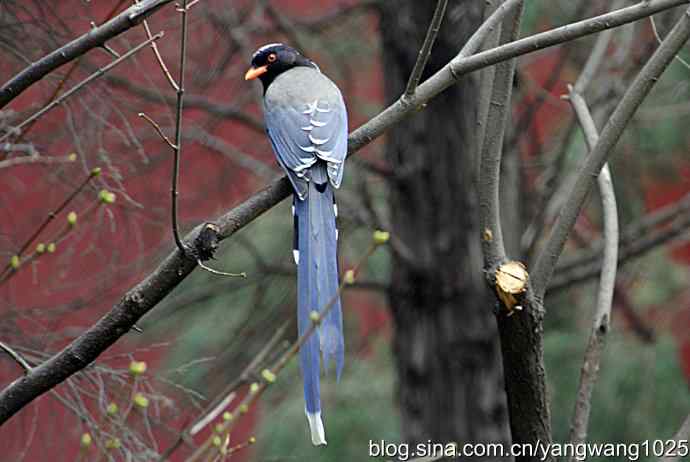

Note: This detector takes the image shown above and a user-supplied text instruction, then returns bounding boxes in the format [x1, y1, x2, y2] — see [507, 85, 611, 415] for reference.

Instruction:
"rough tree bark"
[380, 0, 511, 449]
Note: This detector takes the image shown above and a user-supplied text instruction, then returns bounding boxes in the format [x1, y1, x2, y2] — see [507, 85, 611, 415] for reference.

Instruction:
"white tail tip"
[305, 409, 327, 446]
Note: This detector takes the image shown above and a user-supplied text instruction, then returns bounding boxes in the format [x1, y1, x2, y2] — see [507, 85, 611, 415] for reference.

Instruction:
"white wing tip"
[305, 410, 327, 446]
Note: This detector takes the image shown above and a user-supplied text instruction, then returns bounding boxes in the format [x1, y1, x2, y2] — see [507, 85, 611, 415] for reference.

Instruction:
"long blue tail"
[293, 166, 344, 446]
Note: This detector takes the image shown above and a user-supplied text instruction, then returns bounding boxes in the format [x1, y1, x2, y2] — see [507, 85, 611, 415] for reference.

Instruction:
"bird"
[245, 43, 347, 446]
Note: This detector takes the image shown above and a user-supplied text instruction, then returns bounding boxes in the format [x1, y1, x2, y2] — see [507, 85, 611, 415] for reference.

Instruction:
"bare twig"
[403, 0, 448, 99]
[550, 204, 690, 292]
[185, 321, 290, 440]
[170, 0, 189, 254]
[196, 260, 246, 278]
[651, 16, 690, 70]
[0, 33, 164, 144]
[0, 0, 173, 109]
[101, 72, 265, 132]
[141, 14, 179, 91]
[354, 0, 690, 165]
[565, 13, 620, 445]
[531, 6, 690, 299]
[0, 342, 32, 373]
[0, 154, 74, 170]
[6, 0, 130, 143]
[138, 112, 176, 150]
[183, 127, 276, 179]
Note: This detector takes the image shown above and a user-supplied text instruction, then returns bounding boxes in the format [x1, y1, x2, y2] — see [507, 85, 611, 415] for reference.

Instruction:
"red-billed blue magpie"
[245, 44, 347, 446]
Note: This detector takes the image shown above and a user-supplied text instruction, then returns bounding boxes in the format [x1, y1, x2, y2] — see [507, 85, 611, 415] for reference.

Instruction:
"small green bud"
[67, 211, 77, 226]
[133, 393, 149, 408]
[80, 432, 92, 448]
[36, 243, 46, 254]
[98, 189, 116, 204]
[223, 411, 233, 421]
[9, 255, 20, 269]
[106, 402, 118, 415]
[248, 436, 256, 444]
[47, 243, 56, 253]
[239, 403, 249, 414]
[212, 435, 222, 447]
[309, 311, 320, 323]
[373, 230, 390, 245]
[68, 153, 78, 162]
[261, 369, 276, 383]
[344, 269, 355, 285]
[90, 167, 101, 177]
[214, 423, 224, 434]
[105, 438, 121, 449]
[129, 360, 147, 376]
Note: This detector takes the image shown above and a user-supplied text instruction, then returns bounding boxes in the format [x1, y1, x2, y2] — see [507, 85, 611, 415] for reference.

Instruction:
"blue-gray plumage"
[246, 44, 347, 446]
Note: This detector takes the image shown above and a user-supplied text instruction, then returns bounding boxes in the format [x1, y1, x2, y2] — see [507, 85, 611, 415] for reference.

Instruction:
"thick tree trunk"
[381, 0, 511, 452]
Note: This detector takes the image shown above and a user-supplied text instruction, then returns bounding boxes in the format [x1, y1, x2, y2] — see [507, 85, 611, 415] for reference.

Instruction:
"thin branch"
[0, 154, 74, 170]
[353, 0, 690, 162]
[0, 0, 173, 109]
[0, 200, 102, 287]
[449, 0, 690, 87]
[190, 338, 283, 438]
[141, 14, 179, 90]
[0, 0, 686, 426]
[171, 0, 189, 254]
[138, 112, 176, 150]
[0, 342, 32, 373]
[7, 0, 130, 143]
[478, 0, 524, 268]
[297, 0, 381, 31]
[531, 6, 690, 299]
[0, 168, 100, 280]
[101, 72, 265, 132]
[549, 204, 690, 292]
[196, 260, 246, 278]
[651, 15, 690, 70]
[0, 33, 164, 143]
[183, 127, 276, 179]
[566, 14, 620, 445]
[403, 0, 448, 98]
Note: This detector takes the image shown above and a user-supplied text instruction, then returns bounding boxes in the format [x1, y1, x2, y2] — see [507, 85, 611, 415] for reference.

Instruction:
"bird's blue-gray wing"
[299, 96, 348, 188]
[264, 95, 348, 196]
[264, 104, 314, 199]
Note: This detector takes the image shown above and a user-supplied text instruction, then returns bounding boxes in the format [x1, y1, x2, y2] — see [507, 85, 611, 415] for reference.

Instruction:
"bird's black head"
[245, 43, 316, 91]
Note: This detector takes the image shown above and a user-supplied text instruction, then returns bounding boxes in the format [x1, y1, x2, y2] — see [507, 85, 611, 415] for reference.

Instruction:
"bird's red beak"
[245, 65, 268, 80]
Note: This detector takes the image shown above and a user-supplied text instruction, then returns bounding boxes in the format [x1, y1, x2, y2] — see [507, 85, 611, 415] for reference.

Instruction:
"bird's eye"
[267, 53, 277, 63]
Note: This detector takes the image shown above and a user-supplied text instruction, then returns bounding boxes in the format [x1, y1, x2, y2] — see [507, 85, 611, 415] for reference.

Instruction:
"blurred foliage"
[547, 332, 690, 461]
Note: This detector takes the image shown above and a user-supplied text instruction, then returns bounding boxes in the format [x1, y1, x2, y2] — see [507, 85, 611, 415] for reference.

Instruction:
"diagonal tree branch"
[403, 0, 448, 98]
[0, 0, 173, 109]
[0, 33, 164, 144]
[0, 0, 687, 427]
[550, 202, 690, 293]
[531, 5, 690, 299]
